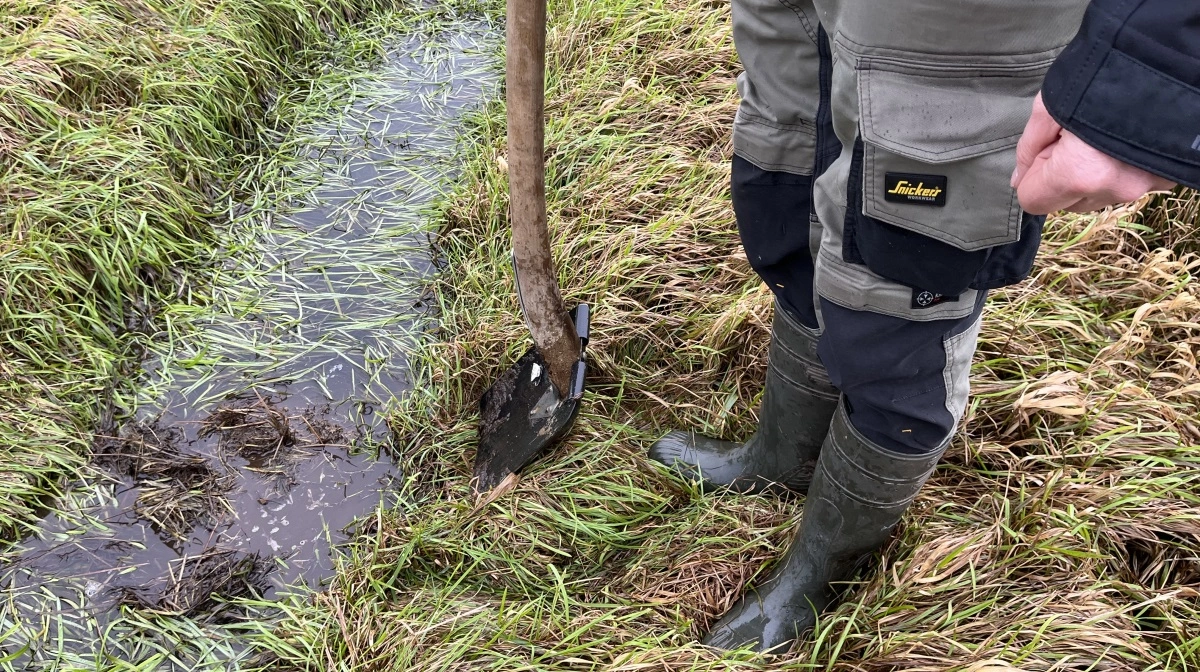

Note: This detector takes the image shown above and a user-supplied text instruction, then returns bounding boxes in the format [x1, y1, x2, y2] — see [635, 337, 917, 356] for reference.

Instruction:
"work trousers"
[734, 0, 1089, 454]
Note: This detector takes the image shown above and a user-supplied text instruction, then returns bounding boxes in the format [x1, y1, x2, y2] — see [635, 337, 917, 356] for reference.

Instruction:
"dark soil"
[119, 548, 273, 619]
[93, 421, 233, 542]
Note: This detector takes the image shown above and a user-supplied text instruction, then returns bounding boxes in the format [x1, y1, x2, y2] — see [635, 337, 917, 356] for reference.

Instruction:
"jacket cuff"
[1042, 30, 1200, 190]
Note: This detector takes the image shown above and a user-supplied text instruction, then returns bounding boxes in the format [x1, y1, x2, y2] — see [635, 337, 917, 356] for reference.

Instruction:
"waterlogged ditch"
[1, 14, 499, 669]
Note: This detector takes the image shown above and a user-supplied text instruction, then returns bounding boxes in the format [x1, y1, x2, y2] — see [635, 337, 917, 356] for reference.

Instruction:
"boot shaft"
[647, 303, 839, 495]
[799, 401, 947, 568]
[756, 305, 839, 459]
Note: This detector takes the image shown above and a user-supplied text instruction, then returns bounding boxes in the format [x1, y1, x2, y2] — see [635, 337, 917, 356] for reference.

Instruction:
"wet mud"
[1, 17, 499, 669]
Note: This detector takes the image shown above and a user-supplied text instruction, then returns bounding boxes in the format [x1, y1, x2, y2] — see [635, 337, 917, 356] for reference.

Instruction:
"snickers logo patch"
[911, 289, 959, 310]
[885, 172, 947, 207]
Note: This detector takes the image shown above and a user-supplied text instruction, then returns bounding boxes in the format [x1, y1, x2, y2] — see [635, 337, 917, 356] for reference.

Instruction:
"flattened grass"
[0, 0, 392, 533]
[248, 0, 1200, 668]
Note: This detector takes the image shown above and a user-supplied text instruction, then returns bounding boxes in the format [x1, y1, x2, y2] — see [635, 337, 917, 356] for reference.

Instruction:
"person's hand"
[1011, 94, 1175, 215]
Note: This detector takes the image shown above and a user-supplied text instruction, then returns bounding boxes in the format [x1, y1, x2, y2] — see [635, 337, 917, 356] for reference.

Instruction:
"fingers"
[1016, 149, 1084, 214]
[1061, 176, 1175, 213]
[1012, 94, 1062, 188]
[1014, 130, 1178, 214]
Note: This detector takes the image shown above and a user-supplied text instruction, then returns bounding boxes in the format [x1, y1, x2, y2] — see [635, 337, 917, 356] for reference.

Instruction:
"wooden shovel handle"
[507, 0, 579, 395]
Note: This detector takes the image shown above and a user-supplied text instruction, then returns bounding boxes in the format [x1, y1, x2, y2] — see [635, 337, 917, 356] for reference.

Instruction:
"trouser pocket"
[845, 53, 1052, 296]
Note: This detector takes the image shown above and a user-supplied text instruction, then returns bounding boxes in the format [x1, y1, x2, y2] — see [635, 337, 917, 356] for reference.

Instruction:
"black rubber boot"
[649, 304, 838, 494]
[702, 401, 949, 652]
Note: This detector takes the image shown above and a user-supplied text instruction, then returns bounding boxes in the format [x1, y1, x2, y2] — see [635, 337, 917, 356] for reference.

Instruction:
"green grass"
[0, 0, 396, 534]
[241, 0, 1200, 668]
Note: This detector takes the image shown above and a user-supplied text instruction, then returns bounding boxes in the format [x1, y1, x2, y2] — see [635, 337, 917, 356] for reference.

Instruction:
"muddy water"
[1, 17, 498, 669]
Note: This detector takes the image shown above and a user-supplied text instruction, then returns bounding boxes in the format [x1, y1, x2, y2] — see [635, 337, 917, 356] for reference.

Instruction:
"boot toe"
[702, 621, 758, 651]
[648, 431, 694, 466]
[702, 597, 769, 651]
[702, 585, 810, 653]
[648, 431, 708, 486]
[649, 431, 759, 492]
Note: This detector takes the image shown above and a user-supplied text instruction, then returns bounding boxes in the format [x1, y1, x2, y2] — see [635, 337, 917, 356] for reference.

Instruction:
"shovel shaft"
[507, 0, 579, 395]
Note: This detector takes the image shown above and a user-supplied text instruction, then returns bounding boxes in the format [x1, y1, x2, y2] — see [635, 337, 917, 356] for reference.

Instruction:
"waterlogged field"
[1, 5, 500, 669]
[4, 0, 1200, 669]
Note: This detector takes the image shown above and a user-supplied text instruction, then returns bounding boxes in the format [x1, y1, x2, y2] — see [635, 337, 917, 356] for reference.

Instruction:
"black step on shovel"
[471, 0, 589, 496]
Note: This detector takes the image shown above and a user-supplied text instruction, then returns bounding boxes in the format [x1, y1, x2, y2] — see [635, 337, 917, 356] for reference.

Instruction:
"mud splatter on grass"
[200, 396, 351, 492]
[120, 549, 273, 619]
[94, 421, 234, 543]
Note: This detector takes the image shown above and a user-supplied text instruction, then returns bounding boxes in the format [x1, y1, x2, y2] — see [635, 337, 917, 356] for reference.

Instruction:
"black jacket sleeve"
[1041, 1, 1200, 189]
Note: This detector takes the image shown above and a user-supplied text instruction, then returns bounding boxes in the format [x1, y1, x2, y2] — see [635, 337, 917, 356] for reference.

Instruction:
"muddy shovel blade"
[472, 305, 589, 495]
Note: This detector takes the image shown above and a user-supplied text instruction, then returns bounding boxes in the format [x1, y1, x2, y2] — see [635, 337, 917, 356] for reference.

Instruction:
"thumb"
[1012, 93, 1062, 188]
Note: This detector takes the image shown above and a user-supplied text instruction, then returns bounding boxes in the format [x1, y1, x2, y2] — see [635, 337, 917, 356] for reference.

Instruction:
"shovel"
[471, 0, 589, 495]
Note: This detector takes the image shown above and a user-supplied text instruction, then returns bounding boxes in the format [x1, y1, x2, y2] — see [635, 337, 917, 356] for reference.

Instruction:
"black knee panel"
[732, 154, 820, 328]
[816, 295, 986, 455]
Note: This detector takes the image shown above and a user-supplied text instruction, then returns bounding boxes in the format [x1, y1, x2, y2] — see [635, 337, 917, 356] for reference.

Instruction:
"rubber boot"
[649, 303, 839, 494]
[702, 401, 949, 652]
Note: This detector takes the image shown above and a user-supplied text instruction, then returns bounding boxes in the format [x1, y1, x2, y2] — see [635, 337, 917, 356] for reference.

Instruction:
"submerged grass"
[0, 0, 396, 534]
[246, 0, 1200, 668]
[3, 4, 499, 668]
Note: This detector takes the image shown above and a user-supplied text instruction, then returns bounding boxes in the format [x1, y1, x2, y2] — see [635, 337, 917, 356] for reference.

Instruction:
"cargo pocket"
[846, 57, 1050, 296]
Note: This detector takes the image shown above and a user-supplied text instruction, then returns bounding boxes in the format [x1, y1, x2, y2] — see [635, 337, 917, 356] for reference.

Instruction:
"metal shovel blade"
[472, 305, 589, 494]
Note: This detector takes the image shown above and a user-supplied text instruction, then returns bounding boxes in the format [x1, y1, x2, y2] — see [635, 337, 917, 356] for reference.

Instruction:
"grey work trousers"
[732, 0, 1088, 453]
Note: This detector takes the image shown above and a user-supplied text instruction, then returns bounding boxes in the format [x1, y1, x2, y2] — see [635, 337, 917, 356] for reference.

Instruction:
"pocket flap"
[858, 61, 1045, 163]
